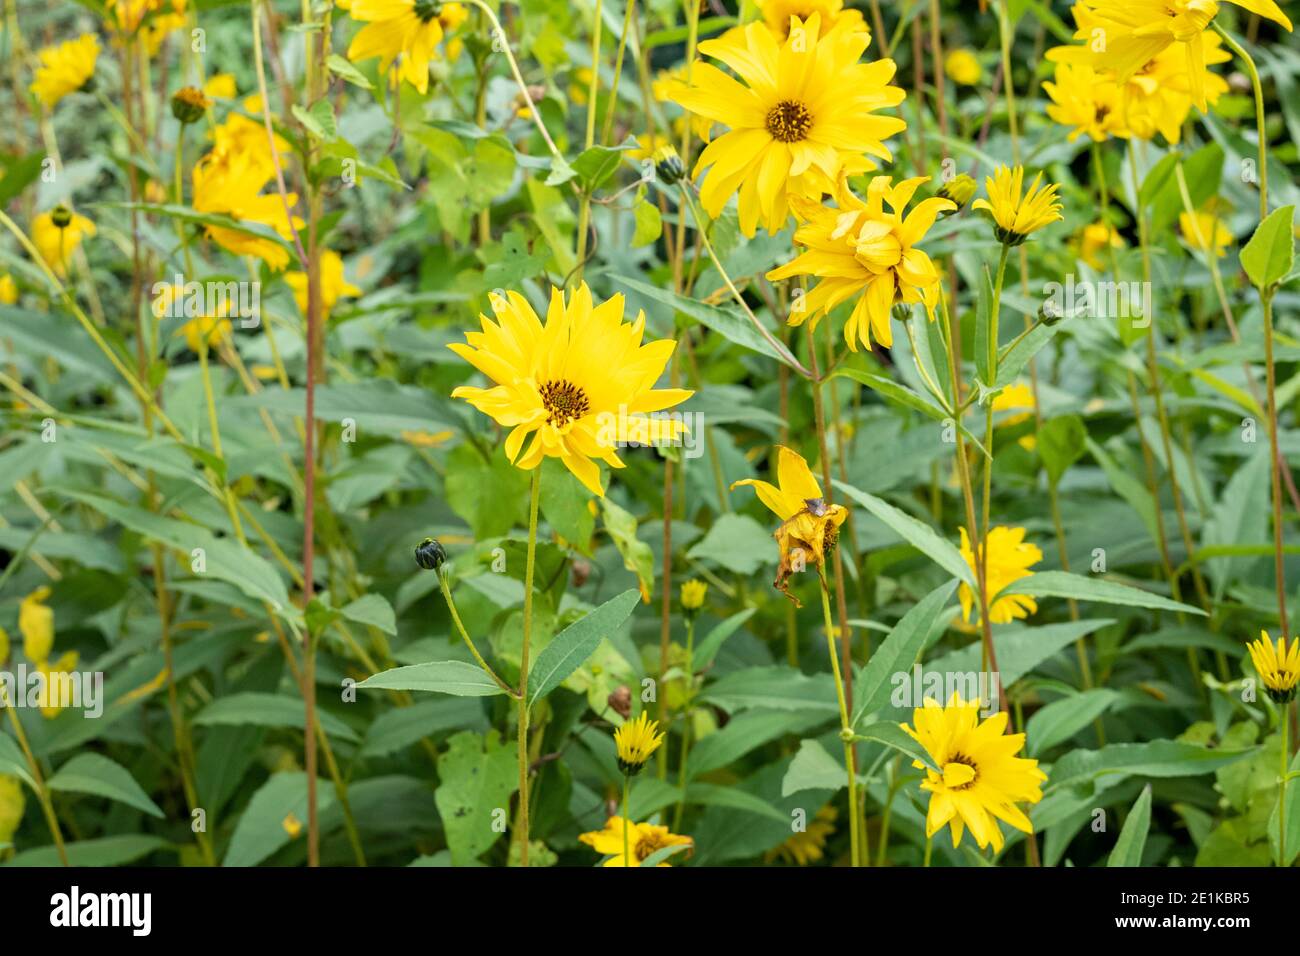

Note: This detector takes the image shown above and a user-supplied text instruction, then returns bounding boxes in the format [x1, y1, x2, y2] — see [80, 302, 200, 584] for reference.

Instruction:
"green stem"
[0, 684, 69, 865]
[819, 569, 860, 867]
[516, 467, 542, 866]
[622, 773, 631, 866]
[1280, 707, 1290, 867]
[438, 572, 518, 696]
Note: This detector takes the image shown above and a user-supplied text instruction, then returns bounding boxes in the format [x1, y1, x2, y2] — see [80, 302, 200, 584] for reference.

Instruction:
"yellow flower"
[767, 175, 953, 351]
[1042, 61, 1128, 142]
[1078, 221, 1124, 269]
[30, 34, 99, 108]
[757, 0, 869, 40]
[0, 774, 24, 847]
[569, 66, 594, 106]
[345, 0, 467, 94]
[32, 206, 96, 278]
[447, 283, 693, 497]
[204, 73, 237, 99]
[19, 586, 54, 662]
[283, 812, 304, 838]
[731, 445, 848, 604]
[35, 651, 80, 719]
[1069, 0, 1289, 111]
[1179, 208, 1232, 257]
[0, 274, 16, 304]
[0, 624, 9, 663]
[958, 525, 1042, 625]
[284, 250, 362, 319]
[936, 174, 977, 212]
[971, 165, 1063, 246]
[192, 148, 303, 270]
[209, 98, 292, 181]
[680, 579, 708, 612]
[613, 711, 665, 775]
[764, 805, 837, 864]
[944, 48, 982, 86]
[578, 817, 693, 866]
[992, 382, 1037, 451]
[1246, 632, 1299, 703]
[651, 66, 713, 143]
[670, 14, 906, 236]
[901, 693, 1047, 851]
[628, 133, 671, 162]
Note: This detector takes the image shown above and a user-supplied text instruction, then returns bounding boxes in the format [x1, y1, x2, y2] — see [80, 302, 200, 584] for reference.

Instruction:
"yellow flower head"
[579, 816, 693, 866]
[936, 174, 977, 212]
[192, 148, 303, 271]
[757, 0, 869, 40]
[1042, 62, 1129, 143]
[768, 175, 954, 352]
[0, 774, 24, 846]
[19, 586, 54, 662]
[0, 625, 9, 664]
[345, 0, 467, 94]
[1246, 632, 1299, 703]
[32, 207, 96, 279]
[1069, 0, 1289, 111]
[1179, 208, 1232, 257]
[204, 73, 238, 100]
[0, 274, 17, 304]
[447, 283, 693, 497]
[31, 34, 99, 108]
[1078, 221, 1124, 269]
[958, 525, 1042, 625]
[732, 445, 848, 604]
[944, 48, 982, 86]
[680, 579, 708, 612]
[765, 804, 837, 864]
[901, 693, 1047, 851]
[36, 651, 80, 719]
[651, 66, 714, 143]
[285, 249, 362, 320]
[613, 711, 665, 775]
[670, 14, 906, 236]
[971, 165, 1064, 246]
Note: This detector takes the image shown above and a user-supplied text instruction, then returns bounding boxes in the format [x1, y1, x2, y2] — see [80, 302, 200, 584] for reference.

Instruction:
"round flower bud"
[50, 205, 73, 229]
[171, 86, 211, 124]
[414, 537, 447, 571]
[653, 144, 685, 186]
[936, 174, 977, 216]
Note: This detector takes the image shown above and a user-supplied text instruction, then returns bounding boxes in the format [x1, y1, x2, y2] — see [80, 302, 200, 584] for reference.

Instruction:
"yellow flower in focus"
[30, 35, 99, 109]
[757, 0, 869, 39]
[284, 250, 362, 319]
[732, 445, 848, 604]
[1246, 632, 1299, 703]
[204, 73, 237, 99]
[767, 175, 954, 351]
[0, 774, 24, 847]
[345, 0, 467, 94]
[680, 579, 708, 612]
[901, 694, 1047, 851]
[192, 149, 303, 270]
[19, 586, 54, 662]
[670, 15, 906, 236]
[1078, 221, 1124, 269]
[944, 48, 982, 86]
[958, 526, 1042, 625]
[1179, 208, 1232, 257]
[0, 274, 16, 304]
[447, 283, 693, 497]
[971, 165, 1063, 246]
[579, 817, 693, 866]
[613, 711, 665, 775]
[765, 805, 837, 864]
[35, 651, 80, 719]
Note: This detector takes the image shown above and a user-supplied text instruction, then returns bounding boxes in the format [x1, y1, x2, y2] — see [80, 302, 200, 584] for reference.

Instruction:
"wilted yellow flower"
[757, 0, 868, 39]
[344, 0, 468, 94]
[284, 250, 362, 320]
[732, 445, 848, 604]
[765, 805, 837, 864]
[35, 651, 79, 719]
[32, 207, 96, 279]
[447, 284, 692, 497]
[1179, 208, 1232, 257]
[613, 711, 665, 775]
[958, 525, 1042, 625]
[19, 586, 54, 662]
[972, 165, 1063, 246]
[30, 34, 99, 108]
[1246, 632, 1299, 703]
[901, 694, 1047, 851]
[1078, 221, 1124, 269]
[0, 774, 24, 846]
[944, 48, 982, 86]
[670, 14, 906, 236]
[0, 274, 16, 304]
[680, 579, 708, 612]
[768, 175, 954, 352]
[579, 817, 693, 866]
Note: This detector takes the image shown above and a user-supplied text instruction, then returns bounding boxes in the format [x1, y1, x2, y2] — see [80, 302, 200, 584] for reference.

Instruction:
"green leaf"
[834, 479, 976, 587]
[292, 99, 338, 141]
[1240, 204, 1294, 288]
[193, 692, 360, 742]
[632, 196, 662, 247]
[357, 660, 508, 697]
[46, 753, 164, 819]
[856, 720, 939, 772]
[435, 730, 518, 866]
[689, 710, 830, 778]
[539, 457, 594, 549]
[527, 589, 640, 705]
[1038, 415, 1087, 486]
[0, 734, 36, 790]
[998, 570, 1206, 616]
[600, 497, 654, 603]
[997, 322, 1061, 387]
[3, 835, 168, 867]
[692, 608, 758, 671]
[570, 143, 628, 191]
[1050, 740, 1253, 790]
[686, 513, 775, 575]
[224, 772, 334, 867]
[782, 739, 847, 796]
[683, 783, 788, 823]
[1027, 689, 1120, 755]
[975, 265, 994, 386]
[338, 593, 397, 636]
[700, 666, 837, 715]
[326, 53, 374, 89]
[1108, 785, 1152, 867]
[851, 579, 958, 727]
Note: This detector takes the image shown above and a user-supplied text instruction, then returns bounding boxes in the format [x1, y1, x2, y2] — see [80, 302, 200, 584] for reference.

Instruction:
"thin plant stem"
[819, 570, 860, 867]
[439, 572, 518, 696]
[1280, 706, 1290, 867]
[0, 683, 69, 865]
[516, 468, 542, 866]
[622, 774, 631, 866]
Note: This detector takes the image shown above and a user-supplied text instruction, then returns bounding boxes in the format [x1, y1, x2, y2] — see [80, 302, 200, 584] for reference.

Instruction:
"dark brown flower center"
[635, 832, 668, 861]
[539, 379, 590, 427]
[766, 100, 812, 143]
